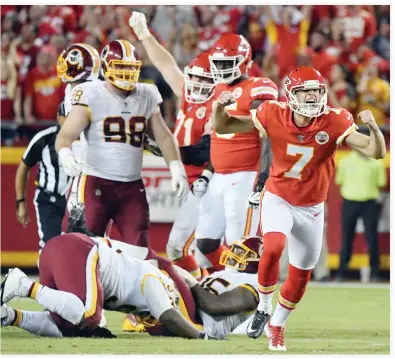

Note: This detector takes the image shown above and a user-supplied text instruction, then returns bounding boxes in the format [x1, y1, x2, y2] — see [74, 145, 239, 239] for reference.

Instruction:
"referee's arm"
[15, 129, 49, 227]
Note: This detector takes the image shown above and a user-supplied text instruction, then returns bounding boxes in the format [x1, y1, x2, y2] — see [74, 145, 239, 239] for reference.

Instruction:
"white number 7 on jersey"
[284, 144, 314, 180]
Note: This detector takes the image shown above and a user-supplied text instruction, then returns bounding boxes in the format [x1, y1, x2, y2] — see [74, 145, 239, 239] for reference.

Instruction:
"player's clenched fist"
[129, 11, 151, 41]
[357, 110, 377, 129]
[217, 91, 236, 107]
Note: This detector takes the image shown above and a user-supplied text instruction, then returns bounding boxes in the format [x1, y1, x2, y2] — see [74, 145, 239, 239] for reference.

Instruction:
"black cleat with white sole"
[246, 310, 270, 339]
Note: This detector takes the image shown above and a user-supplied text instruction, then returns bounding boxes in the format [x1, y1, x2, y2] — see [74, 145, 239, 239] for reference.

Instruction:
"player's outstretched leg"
[1, 305, 63, 337]
[247, 232, 286, 339]
[1, 268, 86, 326]
[266, 264, 312, 351]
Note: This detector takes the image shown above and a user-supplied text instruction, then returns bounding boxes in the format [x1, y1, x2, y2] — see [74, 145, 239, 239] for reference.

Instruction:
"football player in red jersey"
[191, 33, 277, 272]
[129, 12, 217, 280]
[212, 66, 386, 351]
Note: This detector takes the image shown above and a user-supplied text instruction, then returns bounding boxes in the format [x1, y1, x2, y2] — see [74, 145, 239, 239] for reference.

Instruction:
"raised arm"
[344, 110, 386, 160]
[129, 11, 184, 97]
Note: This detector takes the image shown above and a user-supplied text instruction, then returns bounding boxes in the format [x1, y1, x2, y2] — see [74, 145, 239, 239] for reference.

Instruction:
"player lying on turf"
[0, 231, 218, 340]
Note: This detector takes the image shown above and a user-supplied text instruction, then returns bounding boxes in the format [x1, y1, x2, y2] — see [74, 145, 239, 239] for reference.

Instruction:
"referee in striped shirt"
[15, 103, 69, 251]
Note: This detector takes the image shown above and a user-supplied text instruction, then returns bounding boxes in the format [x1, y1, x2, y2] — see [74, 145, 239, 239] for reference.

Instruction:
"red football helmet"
[285, 66, 328, 118]
[209, 33, 252, 84]
[184, 51, 215, 104]
[57, 43, 100, 83]
[100, 39, 141, 91]
[220, 236, 263, 273]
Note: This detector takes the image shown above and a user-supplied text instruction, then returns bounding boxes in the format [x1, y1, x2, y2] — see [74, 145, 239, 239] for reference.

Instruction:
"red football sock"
[173, 255, 201, 280]
[258, 232, 286, 293]
[278, 264, 312, 310]
[204, 244, 227, 271]
[256, 232, 286, 313]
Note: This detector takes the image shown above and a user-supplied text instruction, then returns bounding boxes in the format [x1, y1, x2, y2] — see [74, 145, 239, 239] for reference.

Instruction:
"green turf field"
[1, 284, 390, 354]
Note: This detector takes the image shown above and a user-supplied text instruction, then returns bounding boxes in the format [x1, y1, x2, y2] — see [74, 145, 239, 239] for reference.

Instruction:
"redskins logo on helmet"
[219, 236, 263, 273]
[184, 51, 215, 104]
[284, 66, 328, 118]
[209, 33, 252, 84]
[101, 39, 141, 91]
[57, 43, 100, 83]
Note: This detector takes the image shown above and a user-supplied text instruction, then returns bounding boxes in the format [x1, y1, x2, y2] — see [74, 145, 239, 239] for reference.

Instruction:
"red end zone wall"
[1, 147, 390, 269]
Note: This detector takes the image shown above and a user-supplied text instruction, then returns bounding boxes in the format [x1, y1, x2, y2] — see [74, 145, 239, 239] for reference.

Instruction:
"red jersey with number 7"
[251, 101, 357, 206]
[173, 95, 213, 185]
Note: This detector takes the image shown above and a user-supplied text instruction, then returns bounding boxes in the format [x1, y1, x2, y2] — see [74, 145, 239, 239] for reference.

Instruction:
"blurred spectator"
[170, 23, 200, 70]
[371, 20, 390, 61]
[196, 6, 223, 51]
[327, 64, 356, 113]
[11, 24, 41, 82]
[335, 150, 387, 282]
[356, 60, 390, 126]
[263, 5, 312, 79]
[49, 34, 67, 55]
[308, 28, 337, 81]
[336, 5, 377, 53]
[23, 46, 65, 125]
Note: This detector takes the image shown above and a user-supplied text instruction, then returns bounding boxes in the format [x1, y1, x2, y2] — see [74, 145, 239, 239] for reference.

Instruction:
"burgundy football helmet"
[220, 236, 263, 273]
[57, 43, 100, 83]
[100, 39, 141, 91]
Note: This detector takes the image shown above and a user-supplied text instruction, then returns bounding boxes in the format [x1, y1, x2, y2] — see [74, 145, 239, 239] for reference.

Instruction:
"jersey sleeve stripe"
[239, 284, 259, 303]
[336, 123, 358, 146]
[140, 274, 164, 295]
[250, 109, 267, 137]
[250, 86, 279, 99]
[22, 126, 58, 160]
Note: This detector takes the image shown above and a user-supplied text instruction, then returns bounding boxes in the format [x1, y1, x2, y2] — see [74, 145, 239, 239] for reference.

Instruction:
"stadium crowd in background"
[1, 4, 390, 146]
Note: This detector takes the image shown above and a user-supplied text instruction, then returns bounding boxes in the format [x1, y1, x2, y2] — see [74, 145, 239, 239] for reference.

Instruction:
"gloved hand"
[129, 11, 151, 41]
[191, 170, 212, 198]
[248, 172, 268, 208]
[169, 160, 189, 199]
[58, 147, 82, 177]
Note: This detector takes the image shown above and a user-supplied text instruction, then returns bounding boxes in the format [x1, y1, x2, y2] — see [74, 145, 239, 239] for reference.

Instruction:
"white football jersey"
[92, 239, 178, 320]
[198, 269, 258, 338]
[71, 81, 163, 182]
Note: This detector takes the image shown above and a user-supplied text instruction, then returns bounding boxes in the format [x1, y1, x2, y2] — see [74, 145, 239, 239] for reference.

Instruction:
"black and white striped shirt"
[22, 126, 69, 195]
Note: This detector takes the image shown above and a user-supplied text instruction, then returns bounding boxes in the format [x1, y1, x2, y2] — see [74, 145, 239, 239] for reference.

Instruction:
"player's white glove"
[58, 147, 82, 177]
[169, 160, 189, 199]
[248, 172, 268, 208]
[191, 170, 212, 198]
[129, 11, 151, 41]
[173, 265, 199, 288]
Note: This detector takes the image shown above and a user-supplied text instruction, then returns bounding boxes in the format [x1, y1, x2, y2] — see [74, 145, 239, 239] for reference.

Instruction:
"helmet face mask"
[184, 51, 214, 104]
[285, 67, 328, 118]
[57, 43, 100, 83]
[101, 40, 141, 91]
[209, 33, 252, 84]
[219, 236, 263, 273]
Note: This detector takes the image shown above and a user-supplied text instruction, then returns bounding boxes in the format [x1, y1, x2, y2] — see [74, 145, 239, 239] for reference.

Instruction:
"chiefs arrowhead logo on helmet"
[208, 33, 252, 84]
[100, 39, 141, 91]
[184, 51, 215, 104]
[220, 236, 263, 273]
[57, 43, 101, 83]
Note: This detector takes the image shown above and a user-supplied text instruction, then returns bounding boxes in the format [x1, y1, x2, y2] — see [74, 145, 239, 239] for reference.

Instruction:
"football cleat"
[0, 268, 28, 305]
[246, 310, 270, 339]
[268, 324, 287, 351]
[123, 314, 146, 333]
[1, 305, 13, 326]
